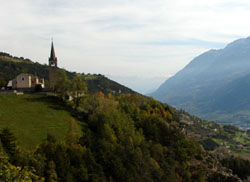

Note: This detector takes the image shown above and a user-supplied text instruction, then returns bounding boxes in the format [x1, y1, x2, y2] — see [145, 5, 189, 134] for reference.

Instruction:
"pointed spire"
[48, 39, 58, 68]
[50, 41, 56, 60]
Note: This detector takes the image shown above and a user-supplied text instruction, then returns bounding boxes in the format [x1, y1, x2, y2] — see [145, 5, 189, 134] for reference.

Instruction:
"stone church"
[7, 41, 58, 90]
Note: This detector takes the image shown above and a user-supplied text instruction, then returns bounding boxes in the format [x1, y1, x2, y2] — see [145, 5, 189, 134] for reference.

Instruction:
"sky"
[0, 0, 250, 94]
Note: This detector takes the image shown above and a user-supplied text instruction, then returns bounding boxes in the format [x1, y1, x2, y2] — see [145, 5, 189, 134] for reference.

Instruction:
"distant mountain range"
[152, 36, 250, 128]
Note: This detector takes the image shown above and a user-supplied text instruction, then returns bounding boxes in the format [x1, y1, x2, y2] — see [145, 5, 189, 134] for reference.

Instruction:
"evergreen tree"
[0, 128, 17, 156]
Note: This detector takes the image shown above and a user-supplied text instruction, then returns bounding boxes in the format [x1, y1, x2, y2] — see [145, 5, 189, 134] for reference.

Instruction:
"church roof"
[50, 41, 56, 60]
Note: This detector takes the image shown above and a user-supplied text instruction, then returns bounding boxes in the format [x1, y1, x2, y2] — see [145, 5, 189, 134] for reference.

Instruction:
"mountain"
[152, 36, 250, 128]
[0, 52, 135, 95]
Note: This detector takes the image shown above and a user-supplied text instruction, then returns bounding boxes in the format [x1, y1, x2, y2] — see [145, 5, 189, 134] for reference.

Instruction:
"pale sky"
[0, 0, 250, 93]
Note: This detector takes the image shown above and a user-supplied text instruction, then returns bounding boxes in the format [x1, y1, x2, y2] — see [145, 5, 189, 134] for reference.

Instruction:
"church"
[7, 41, 58, 90]
[10, 73, 45, 89]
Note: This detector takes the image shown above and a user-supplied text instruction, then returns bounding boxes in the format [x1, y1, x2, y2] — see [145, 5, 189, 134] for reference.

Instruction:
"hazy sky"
[0, 0, 250, 93]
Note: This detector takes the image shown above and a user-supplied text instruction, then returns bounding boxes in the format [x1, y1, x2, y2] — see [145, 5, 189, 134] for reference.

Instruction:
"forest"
[0, 89, 199, 181]
[0, 89, 242, 181]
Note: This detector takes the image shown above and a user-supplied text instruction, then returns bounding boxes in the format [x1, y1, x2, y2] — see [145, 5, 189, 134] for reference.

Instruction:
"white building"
[9, 73, 44, 89]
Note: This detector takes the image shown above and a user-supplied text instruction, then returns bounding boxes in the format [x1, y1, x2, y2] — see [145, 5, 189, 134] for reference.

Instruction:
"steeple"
[48, 40, 58, 89]
[50, 41, 56, 61]
[48, 41, 58, 67]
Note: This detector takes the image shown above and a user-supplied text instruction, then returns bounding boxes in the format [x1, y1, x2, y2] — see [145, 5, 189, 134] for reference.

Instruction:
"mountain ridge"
[152, 36, 250, 128]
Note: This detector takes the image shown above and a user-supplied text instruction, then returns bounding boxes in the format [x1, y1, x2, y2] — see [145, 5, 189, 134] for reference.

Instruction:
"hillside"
[177, 110, 250, 180]
[0, 52, 135, 95]
[178, 110, 250, 158]
[1, 92, 243, 181]
[152, 36, 250, 128]
[0, 52, 246, 181]
[0, 94, 81, 149]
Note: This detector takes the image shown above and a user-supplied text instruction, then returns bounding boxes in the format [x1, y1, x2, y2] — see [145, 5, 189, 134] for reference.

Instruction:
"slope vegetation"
[1, 93, 240, 181]
[0, 94, 81, 149]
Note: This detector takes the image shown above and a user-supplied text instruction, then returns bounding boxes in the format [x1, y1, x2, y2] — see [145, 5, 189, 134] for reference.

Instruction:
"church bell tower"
[48, 41, 58, 89]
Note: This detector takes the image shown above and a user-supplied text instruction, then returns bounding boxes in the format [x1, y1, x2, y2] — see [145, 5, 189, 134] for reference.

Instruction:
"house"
[9, 73, 44, 89]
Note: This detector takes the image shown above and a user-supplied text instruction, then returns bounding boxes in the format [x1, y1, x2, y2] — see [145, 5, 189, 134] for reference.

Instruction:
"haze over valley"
[152, 36, 250, 128]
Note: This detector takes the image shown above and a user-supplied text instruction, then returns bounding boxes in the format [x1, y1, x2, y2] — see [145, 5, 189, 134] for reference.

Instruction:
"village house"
[8, 73, 44, 89]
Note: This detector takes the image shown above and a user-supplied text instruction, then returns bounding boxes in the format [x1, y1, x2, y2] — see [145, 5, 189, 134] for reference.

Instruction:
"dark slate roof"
[50, 41, 56, 60]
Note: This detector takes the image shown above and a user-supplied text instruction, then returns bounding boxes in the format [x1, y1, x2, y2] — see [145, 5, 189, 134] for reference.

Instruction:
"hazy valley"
[152, 36, 250, 129]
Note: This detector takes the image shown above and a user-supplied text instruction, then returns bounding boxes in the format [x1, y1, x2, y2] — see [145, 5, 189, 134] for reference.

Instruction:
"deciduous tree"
[55, 69, 70, 100]
[71, 75, 87, 109]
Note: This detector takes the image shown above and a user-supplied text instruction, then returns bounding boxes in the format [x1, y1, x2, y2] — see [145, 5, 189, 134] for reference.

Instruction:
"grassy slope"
[0, 94, 81, 150]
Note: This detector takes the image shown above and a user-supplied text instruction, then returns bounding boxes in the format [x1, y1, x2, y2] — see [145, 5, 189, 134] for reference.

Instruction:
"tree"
[0, 76, 6, 88]
[0, 150, 44, 182]
[45, 160, 58, 182]
[71, 75, 87, 109]
[0, 128, 17, 156]
[55, 69, 70, 100]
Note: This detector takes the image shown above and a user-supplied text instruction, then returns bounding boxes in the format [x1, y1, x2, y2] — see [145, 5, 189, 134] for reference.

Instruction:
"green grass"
[213, 138, 224, 145]
[0, 94, 81, 150]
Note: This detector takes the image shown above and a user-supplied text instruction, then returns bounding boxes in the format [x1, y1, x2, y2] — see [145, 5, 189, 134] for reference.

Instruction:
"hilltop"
[0, 52, 135, 95]
[152, 36, 250, 128]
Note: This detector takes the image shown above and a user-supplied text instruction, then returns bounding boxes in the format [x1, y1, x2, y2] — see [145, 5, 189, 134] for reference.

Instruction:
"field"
[0, 94, 81, 150]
